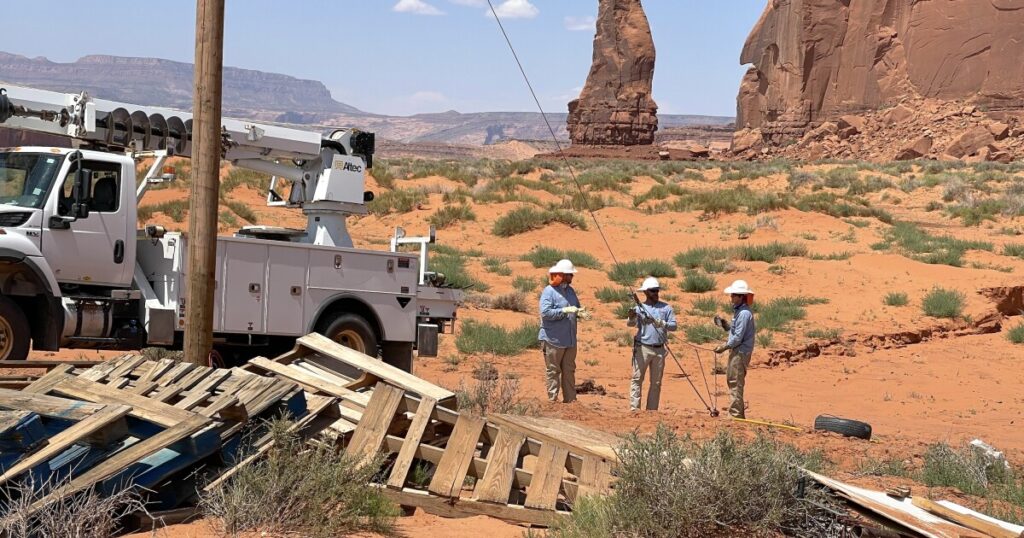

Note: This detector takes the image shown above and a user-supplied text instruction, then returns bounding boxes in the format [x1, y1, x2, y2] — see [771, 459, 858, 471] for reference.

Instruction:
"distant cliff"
[0, 52, 362, 115]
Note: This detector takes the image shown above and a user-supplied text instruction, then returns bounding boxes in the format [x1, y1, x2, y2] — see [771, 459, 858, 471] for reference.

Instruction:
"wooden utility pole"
[184, 0, 225, 365]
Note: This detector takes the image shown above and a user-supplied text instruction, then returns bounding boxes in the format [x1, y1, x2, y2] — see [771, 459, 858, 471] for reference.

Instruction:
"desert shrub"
[613, 299, 636, 319]
[823, 167, 858, 188]
[220, 167, 270, 195]
[1007, 323, 1024, 345]
[947, 198, 1006, 226]
[847, 175, 895, 195]
[482, 257, 512, 276]
[219, 210, 239, 228]
[858, 457, 910, 478]
[608, 259, 677, 285]
[685, 324, 722, 344]
[884, 292, 909, 306]
[367, 188, 424, 215]
[1004, 244, 1024, 259]
[805, 328, 842, 340]
[552, 427, 839, 538]
[757, 296, 828, 332]
[925, 201, 944, 212]
[520, 246, 602, 269]
[0, 478, 145, 538]
[689, 295, 722, 315]
[681, 271, 716, 293]
[512, 275, 539, 293]
[633, 183, 688, 206]
[808, 251, 853, 261]
[878, 222, 992, 267]
[456, 373, 537, 416]
[200, 419, 397, 537]
[429, 249, 487, 291]
[793, 192, 893, 223]
[734, 242, 808, 263]
[921, 443, 993, 495]
[492, 207, 587, 237]
[455, 320, 540, 355]
[429, 204, 476, 228]
[674, 246, 732, 273]
[786, 170, 820, 190]
[490, 292, 529, 313]
[140, 199, 188, 222]
[921, 287, 965, 318]
[369, 160, 396, 189]
[224, 199, 258, 224]
[595, 286, 632, 304]
[756, 332, 774, 348]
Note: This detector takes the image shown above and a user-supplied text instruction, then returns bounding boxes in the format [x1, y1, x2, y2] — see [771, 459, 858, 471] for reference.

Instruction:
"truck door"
[40, 159, 132, 288]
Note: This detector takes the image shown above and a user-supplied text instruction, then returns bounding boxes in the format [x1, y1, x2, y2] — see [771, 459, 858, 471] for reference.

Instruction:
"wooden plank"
[29, 415, 211, 512]
[77, 355, 134, 382]
[105, 355, 149, 381]
[0, 360, 104, 369]
[139, 358, 176, 383]
[23, 364, 75, 394]
[428, 414, 486, 498]
[48, 375, 196, 428]
[297, 333, 454, 402]
[248, 357, 362, 401]
[912, 497, 1022, 538]
[574, 457, 614, 500]
[380, 487, 566, 527]
[489, 414, 620, 462]
[172, 365, 213, 391]
[524, 443, 569, 510]
[0, 388, 106, 420]
[156, 362, 195, 387]
[345, 384, 405, 466]
[386, 396, 436, 489]
[292, 359, 357, 388]
[474, 427, 527, 504]
[0, 405, 131, 486]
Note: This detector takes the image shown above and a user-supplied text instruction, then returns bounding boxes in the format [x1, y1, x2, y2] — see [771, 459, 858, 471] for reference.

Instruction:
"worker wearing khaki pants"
[538, 259, 589, 403]
[627, 277, 677, 411]
[714, 280, 756, 419]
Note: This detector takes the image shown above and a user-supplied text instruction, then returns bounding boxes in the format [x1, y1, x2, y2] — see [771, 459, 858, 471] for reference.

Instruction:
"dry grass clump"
[200, 419, 397, 538]
[0, 477, 146, 538]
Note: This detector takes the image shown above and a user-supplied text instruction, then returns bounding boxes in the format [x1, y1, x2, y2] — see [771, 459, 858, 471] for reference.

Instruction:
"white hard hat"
[639, 277, 661, 291]
[724, 279, 753, 295]
[548, 259, 577, 274]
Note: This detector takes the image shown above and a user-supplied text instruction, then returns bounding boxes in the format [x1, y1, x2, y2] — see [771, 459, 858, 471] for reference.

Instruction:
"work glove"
[714, 345, 729, 354]
[627, 309, 637, 321]
[713, 315, 730, 331]
[561, 306, 579, 314]
[577, 307, 592, 320]
[652, 318, 666, 329]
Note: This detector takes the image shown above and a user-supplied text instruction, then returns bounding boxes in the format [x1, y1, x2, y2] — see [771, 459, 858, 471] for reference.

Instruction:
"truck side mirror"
[72, 167, 92, 219]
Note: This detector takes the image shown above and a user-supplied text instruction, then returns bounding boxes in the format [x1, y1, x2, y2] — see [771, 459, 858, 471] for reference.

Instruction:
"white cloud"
[448, 0, 484, 5]
[564, 15, 596, 32]
[489, 0, 539, 19]
[393, 0, 444, 16]
[410, 91, 448, 104]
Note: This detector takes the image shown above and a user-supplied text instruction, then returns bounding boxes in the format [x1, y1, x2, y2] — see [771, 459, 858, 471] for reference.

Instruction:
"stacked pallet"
[0, 334, 622, 529]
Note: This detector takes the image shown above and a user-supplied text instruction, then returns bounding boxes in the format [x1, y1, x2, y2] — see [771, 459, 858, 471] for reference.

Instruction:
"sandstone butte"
[736, 0, 1024, 144]
[567, 0, 658, 146]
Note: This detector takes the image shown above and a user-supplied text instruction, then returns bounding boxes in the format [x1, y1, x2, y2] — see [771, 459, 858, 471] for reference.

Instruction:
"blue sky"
[1, 1, 764, 117]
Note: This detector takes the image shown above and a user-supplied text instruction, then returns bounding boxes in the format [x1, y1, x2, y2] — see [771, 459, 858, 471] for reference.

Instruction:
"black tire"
[814, 415, 872, 440]
[0, 296, 30, 361]
[316, 313, 379, 357]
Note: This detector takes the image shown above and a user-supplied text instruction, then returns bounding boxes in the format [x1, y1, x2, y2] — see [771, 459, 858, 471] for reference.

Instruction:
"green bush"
[429, 249, 488, 291]
[786, 170, 819, 190]
[757, 296, 828, 332]
[595, 286, 632, 304]
[367, 188, 424, 216]
[921, 287, 965, 318]
[456, 320, 540, 356]
[1003, 243, 1024, 259]
[512, 275, 539, 293]
[224, 199, 258, 224]
[681, 271, 716, 293]
[734, 242, 808, 263]
[689, 295, 722, 315]
[805, 328, 842, 340]
[139, 200, 189, 223]
[429, 204, 476, 229]
[878, 222, 992, 267]
[490, 292, 529, 313]
[858, 457, 909, 478]
[823, 167, 858, 188]
[884, 292, 909, 306]
[520, 246, 602, 269]
[608, 259, 677, 286]
[482, 257, 512, 276]
[491, 207, 587, 237]
[369, 160, 397, 189]
[1008, 323, 1024, 345]
[685, 324, 722, 344]
[220, 167, 270, 195]
[674, 246, 731, 272]
[552, 427, 838, 538]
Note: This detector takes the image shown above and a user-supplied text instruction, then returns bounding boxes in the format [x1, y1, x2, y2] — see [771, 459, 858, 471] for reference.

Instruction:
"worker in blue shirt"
[538, 259, 589, 403]
[627, 277, 677, 411]
[714, 280, 756, 418]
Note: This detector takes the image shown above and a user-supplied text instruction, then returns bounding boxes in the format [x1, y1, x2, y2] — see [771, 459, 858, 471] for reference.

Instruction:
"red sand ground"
[33, 161, 1024, 536]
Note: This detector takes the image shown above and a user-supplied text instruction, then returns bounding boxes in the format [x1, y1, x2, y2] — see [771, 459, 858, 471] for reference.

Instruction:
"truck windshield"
[0, 152, 64, 209]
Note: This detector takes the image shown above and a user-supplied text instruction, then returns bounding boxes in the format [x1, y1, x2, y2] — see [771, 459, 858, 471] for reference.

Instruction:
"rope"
[485, 1, 719, 416]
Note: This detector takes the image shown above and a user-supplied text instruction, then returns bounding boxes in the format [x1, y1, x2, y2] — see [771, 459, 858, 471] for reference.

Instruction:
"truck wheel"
[0, 296, 30, 361]
[317, 314, 378, 356]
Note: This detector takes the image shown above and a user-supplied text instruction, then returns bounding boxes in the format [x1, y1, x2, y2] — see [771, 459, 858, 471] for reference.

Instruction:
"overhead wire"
[485, 0, 719, 416]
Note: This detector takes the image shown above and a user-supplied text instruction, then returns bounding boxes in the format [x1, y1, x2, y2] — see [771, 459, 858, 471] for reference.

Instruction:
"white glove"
[561, 306, 579, 314]
[577, 307, 592, 320]
[652, 318, 666, 329]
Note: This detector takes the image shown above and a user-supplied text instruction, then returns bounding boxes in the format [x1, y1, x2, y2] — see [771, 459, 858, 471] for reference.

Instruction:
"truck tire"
[814, 415, 872, 440]
[317, 313, 378, 356]
[0, 296, 30, 361]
